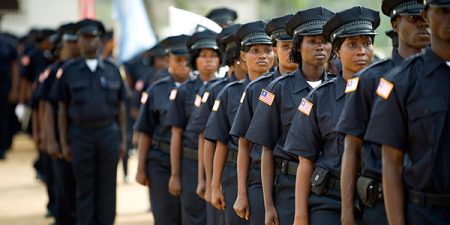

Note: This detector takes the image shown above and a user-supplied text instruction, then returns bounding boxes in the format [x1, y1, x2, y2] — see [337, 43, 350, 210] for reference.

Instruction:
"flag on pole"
[168, 6, 222, 36]
[113, 0, 157, 62]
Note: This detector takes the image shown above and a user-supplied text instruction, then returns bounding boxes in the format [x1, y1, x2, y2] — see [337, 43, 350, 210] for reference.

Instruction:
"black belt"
[182, 146, 198, 160]
[327, 177, 341, 192]
[408, 189, 450, 206]
[227, 150, 238, 163]
[152, 140, 171, 154]
[275, 157, 298, 176]
[72, 118, 114, 130]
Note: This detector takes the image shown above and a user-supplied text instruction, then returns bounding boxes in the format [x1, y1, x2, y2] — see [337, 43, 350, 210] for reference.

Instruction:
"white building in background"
[1, 0, 78, 35]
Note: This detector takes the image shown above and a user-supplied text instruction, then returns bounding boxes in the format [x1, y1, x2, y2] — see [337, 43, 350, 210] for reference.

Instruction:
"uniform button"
[314, 175, 320, 181]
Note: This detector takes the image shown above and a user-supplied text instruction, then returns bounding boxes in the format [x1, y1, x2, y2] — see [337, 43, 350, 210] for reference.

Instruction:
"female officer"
[206, 20, 275, 225]
[165, 30, 221, 225]
[134, 34, 191, 225]
[245, 7, 335, 225]
[284, 6, 379, 225]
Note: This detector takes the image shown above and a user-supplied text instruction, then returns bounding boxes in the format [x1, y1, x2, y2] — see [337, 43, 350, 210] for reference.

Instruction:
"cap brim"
[429, 3, 450, 7]
[273, 34, 293, 41]
[336, 31, 377, 40]
[243, 38, 273, 46]
[297, 29, 323, 36]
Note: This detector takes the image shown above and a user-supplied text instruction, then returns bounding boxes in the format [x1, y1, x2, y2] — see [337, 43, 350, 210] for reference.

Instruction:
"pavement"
[0, 134, 154, 225]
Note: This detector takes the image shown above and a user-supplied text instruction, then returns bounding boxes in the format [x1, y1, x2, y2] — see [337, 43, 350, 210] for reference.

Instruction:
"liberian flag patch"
[259, 89, 275, 106]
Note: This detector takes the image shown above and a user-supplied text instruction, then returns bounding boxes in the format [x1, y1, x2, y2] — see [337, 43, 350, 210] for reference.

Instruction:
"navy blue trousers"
[274, 172, 295, 225]
[69, 123, 120, 225]
[146, 147, 182, 225]
[52, 158, 76, 225]
[180, 158, 206, 225]
[248, 165, 264, 225]
[222, 162, 249, 225]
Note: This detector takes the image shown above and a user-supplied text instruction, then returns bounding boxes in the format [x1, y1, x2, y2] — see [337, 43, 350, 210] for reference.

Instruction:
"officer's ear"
[391, 17, 399, 32]
[240, 50, 246, 64]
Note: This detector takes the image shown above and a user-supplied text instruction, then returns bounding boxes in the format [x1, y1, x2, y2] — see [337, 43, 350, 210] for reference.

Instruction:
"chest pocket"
[70, 82, 89, 104]
[102, 79, 121, 104]
[407, 101, 447, 150]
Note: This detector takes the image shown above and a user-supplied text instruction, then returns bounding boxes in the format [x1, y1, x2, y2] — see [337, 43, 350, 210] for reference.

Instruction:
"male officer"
[134, 35, 190, 225]
[51, 19, 127, 225]
[364, 0, 450, 224]
[336, 1, 430, 224]
[206, 7, 238, 28]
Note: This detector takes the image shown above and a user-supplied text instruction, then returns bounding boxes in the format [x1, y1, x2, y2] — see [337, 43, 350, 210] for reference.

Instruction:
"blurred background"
[1, 0, 392, 60]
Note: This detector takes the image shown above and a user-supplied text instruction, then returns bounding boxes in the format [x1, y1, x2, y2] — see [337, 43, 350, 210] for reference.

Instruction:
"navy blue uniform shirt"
[134, 76, 180, 144]
[246, 68, 333, 162]
[285, 75, 346, 179]
[204, 77, 250, 151]
[365, 47, 450, 194]
[230, 69, 281, 160]
[190, 74, 237, 134]
[165, 76, 208, 149]
[335, 50, 403, 180]
[50, 58, 126, 122]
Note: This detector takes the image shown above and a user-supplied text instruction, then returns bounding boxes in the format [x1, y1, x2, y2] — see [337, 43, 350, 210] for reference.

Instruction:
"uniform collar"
[292, 68, 310, 94]
[79, 57, 105, 70]
[228, 72, 238, 82]
[336, 74, 346, 100]
[423, 47, 447, 77]
[391, 49, 404, 67]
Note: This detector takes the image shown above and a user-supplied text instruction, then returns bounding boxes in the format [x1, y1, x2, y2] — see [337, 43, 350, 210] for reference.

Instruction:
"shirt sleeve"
[284, 93, 322, 161]
[336, 75, 374, 138]
[133, 89, 155, 136]
[49, 69, 69, 103]
[245, 82, 281, 149]
[230, 87, 252, 138]
[165, 86, 188, 129]
[364, 71, 408, 150]
[204, 88, 230, 143]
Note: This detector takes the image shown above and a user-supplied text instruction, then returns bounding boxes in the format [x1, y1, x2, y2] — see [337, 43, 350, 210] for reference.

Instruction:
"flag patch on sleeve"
[169, 89, 177, 100]
[140, 92, 148, 104]
[259, 89, 275, 106]
[194, 94, 202, 108]
[56, 68, 64, 79]
[376, 78, 394, 99]
[240, 91, 246, 104]
[212, 100, 220, 112]
[202, 92, 210, 103]
[298, 98, 313, 116]
[345, 77, 359, 93]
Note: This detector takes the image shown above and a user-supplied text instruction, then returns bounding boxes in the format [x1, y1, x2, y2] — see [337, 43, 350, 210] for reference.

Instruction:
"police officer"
[245, 8, 334, 225]
[206, 20, 274, 225]
[189, 24, 245, 225]
[192, 24, 243, 205]
[229, 26, 283, 225]
[0, 33, 19, 160]
[284, 6, 379, 225]
[37, 22, 79, 225]
[165, 30, 220, 225]
[51, 19, 127, 225]
[206, 7, 238, 28]
[385, 29, 399, 49]
[336, 1, 430, 224]
[364, 0, 450, 224]
[134, 34, 190, 225]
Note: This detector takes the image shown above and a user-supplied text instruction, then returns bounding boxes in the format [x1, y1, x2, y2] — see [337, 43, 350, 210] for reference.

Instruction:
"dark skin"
[382, 6, 450, 225]
[263, 35, 331, 225]
[135, 54, 190, 187]
[212, 45, 274, 211]
[203, 58, 247, 203]
[340, 14, 430, 225]
[294, 35, 373, 225]
[46, 40, 80, 159]
[59, 33, 127, 161]
[168, 49, 217, 196]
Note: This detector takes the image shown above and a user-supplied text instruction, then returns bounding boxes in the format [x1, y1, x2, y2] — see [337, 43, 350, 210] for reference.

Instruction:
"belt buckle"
[281, 160, 287, 174]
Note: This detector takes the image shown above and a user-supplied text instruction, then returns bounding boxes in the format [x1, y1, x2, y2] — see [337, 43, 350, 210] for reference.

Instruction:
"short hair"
[188, 48, 221, 70]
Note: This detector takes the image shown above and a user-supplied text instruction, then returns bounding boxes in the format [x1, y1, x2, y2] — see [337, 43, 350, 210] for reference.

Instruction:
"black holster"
[311, 167, 330, 195]
[357, 176, 381, 208]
